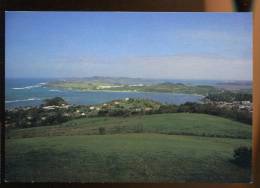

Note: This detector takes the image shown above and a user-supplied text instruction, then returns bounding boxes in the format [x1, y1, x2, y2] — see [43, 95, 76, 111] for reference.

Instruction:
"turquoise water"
[5, 78, 204, 109]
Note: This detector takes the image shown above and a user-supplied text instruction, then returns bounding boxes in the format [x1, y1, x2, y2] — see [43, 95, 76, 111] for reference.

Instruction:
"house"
[241, 101, 251, 105]
[61, 105, 70, 109]
[239, 105, 246, 110]
[42, 106, 56, 110]
[145, 107, 152, 111]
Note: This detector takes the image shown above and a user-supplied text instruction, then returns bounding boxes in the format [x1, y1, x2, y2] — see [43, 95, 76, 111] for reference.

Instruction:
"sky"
[5, 12, 252, 80]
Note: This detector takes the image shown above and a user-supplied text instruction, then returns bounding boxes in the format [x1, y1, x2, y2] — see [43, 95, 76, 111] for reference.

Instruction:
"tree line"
[206, 91, 252, 102]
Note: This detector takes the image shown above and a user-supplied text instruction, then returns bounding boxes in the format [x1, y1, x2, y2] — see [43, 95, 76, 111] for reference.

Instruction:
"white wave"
[12, 82, 46, 90]
[5, 98, 41, 103]
[49, 89, 62, 92]
[38, 82, 47, 85]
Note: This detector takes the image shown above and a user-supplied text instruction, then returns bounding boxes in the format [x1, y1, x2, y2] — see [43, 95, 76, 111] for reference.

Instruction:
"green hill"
[6, 113, 252, 182]
[8, 113, 251, 139]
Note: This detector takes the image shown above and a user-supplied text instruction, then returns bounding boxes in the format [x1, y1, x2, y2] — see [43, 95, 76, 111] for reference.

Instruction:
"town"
[5, 90, 252, 130]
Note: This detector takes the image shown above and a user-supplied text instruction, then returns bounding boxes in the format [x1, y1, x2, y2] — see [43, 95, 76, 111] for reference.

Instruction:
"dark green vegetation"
[206, 91, 252, 102]
[231, 146, 252, 168]
[6, 113, 252, 182]
[177, 102, 252, 124]
[41, 97, 68, 107]
[5, 106, 71, 128]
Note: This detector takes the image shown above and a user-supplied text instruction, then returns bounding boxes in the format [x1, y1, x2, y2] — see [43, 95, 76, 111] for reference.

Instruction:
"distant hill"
[215, 81, 252, 92]
[46, 77, 252, 95]
[56, 76, 233, 86]
[46, 79, 219, 95]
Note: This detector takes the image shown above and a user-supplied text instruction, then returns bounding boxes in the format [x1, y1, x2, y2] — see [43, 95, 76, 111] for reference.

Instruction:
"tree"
[42, 97, 68, 107]
[231, 146, 252, 168]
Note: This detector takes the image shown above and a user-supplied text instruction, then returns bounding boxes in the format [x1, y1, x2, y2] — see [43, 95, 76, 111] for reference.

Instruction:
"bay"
[5, 78, 204, 109]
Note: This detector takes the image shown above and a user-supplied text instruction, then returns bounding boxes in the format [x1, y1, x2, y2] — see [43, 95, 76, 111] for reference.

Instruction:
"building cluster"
[42, 104, 71, 110]
[205, 100, 252, 113]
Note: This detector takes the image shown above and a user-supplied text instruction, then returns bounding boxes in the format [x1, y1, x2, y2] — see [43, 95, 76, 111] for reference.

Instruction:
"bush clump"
[231, 146, 252, 168]
[42, 97, 68, 107]
[98, 127, 106, 135]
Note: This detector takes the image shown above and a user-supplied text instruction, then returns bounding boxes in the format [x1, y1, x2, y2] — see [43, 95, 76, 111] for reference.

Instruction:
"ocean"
[5, 78, 206, 109]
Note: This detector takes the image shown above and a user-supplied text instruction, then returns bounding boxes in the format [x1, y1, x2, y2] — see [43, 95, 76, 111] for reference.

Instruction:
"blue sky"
[6, 12, 252, 80]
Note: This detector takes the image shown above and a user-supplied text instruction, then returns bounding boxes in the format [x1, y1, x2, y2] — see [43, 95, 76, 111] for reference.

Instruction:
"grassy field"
[5, 113, 252, 182]
[8, 113, 251, 139]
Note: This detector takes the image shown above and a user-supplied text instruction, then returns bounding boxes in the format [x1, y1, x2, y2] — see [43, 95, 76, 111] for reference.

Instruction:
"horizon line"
[5, 76, 253, 82]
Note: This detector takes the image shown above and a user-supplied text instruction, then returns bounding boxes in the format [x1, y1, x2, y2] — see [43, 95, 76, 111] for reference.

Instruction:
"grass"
[8, 113, 252, 139]
[6, 134, 251, 182]
[5, 113, 252, 182]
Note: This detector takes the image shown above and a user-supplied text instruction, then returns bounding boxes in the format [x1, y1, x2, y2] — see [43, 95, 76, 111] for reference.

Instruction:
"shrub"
[107, 109, 126, 117]
[98, 127, 106, 135]
[158, 105, 178, 113]
[231, 146, 252, 168]
[98, 109, 109, 116]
